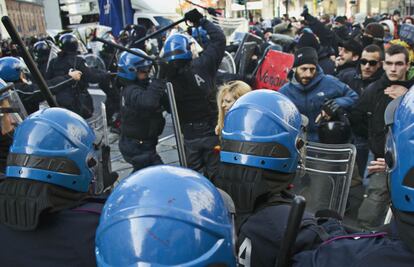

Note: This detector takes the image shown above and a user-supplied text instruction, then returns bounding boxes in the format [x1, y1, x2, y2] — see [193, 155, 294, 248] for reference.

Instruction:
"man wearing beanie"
[279, 47, 358, 142]
[336, 39, 363, 79]
[297, 31, 336, 75]
[361, 22, 384, 48]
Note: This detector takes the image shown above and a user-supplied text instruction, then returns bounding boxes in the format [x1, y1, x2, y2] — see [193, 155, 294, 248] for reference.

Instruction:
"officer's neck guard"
[0, 178, 88, 231]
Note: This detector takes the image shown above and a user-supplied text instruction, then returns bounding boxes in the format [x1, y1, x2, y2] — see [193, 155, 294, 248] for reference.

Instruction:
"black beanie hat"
[340, 39, 363, 57]
[297, 32, 320, 51]
[293, 47, 318, 67]
[365, 22, 385, 39]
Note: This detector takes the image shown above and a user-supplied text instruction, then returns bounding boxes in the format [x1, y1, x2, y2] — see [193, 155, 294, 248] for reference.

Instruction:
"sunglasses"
[360, 59, 379, 66]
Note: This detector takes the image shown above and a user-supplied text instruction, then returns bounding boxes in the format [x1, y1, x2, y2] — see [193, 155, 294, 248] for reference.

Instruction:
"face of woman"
[222, 92, 236, 113]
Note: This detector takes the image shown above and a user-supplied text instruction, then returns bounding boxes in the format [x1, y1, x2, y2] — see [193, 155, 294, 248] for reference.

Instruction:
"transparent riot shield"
[46, 40, 60, 74]
[87, 93, 117, 194]
[218, 51, 236, 75]
[83, 54, 107, 71]
[0, 87, 27, 135]
[233, 33, 264, 72]
[291, 142, 356, 217]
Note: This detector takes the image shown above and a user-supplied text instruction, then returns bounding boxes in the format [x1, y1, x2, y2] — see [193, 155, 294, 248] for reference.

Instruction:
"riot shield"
[291, 142, 356, 217]
[87, 88, 107, 141]
[0, 89, 27, 135]
[237, 41, 258, 77]
[46, 40, 60, 74]
[218, 51, 236, 75]
[83, 54, 107, 71]
[233, 32, 264, 72]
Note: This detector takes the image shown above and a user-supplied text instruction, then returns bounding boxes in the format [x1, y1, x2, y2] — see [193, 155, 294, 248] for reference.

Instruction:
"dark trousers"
[184, 135, 220, 179]
[119, 135, 163, 172]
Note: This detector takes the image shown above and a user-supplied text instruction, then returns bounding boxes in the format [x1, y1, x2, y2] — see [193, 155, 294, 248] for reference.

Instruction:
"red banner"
[254, 50, 294, 91]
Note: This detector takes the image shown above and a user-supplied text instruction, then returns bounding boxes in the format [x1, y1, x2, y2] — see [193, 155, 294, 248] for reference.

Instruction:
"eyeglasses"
[360, 59, 379, 66]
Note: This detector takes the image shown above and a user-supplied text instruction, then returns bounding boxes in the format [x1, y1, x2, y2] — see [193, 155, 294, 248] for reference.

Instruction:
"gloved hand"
[322, 99, 342, 118]
[301, 5, 309, 17]
[184, 8, 204, 25]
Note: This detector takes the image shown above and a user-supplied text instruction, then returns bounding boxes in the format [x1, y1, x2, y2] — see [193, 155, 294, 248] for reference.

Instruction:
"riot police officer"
[32, 40, 50, 77]
[161, 8, 226, 179]
[214, 89, 310, 267]
[117, 48, 167, 172]
[0, 56, 82, 115]
[95, 165, 237, 266]
[0, 107, 104, 267]
[46, 33, 109, 119]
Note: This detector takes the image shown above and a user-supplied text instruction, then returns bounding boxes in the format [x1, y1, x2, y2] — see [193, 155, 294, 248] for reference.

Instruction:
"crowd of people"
[1, 6, 414, 267]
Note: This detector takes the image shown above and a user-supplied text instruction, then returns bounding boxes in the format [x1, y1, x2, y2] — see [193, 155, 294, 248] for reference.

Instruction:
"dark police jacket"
[120, 78, 166, 141]
[238, 204, 314, 267]
[46, 51, 108, 118]
[0, 202, 103, 267]
[169, 19, 226, 127]
[292, 232, 414, 267]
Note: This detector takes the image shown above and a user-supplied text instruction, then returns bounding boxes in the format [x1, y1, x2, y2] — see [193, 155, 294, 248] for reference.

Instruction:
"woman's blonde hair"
[216, 80, 252, 136]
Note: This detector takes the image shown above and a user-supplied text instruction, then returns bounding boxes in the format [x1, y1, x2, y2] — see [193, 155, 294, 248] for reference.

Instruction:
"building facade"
[5, 0, 46, 37]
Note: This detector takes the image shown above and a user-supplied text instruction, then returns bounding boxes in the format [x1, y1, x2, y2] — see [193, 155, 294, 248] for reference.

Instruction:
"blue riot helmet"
[217, 89, 307, 222]
[384, 89, 414, 252]
[0, 57, 24, 82]
[192, 26, 209, 47]
[117, 48, 152, 81]
[58, 33, 79, 52]
[95, 165, 237, 267]
[221, 89, 306, 173]
[6, 107, 98, 192]
[160, 33, 193, 62]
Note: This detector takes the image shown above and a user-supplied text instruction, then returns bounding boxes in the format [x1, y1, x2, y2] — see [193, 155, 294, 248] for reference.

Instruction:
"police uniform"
[170, 19, 226, 179]
[0, 200, 103, 267]
[46, 51, 109, 119]
[118, 78, 167, 172]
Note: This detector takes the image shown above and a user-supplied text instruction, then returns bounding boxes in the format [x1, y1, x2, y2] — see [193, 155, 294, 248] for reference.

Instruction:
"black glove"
[301, 5, 309, 17]
[322, 99, 342, 118]
[184, 8, 204, 25]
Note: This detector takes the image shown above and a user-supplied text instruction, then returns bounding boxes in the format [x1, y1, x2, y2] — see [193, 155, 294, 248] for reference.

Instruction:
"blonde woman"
[215, 80, 252, 136]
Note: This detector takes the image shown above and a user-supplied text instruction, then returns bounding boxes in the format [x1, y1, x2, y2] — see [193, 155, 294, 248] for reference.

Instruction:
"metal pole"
[275, 196, 306, 267]
[93, 37, 156, 62]
[132, 18, 186, 47]
[1, 16, 58, 107]
[286, 0, 289, 18]
[166, 82, 188, 167]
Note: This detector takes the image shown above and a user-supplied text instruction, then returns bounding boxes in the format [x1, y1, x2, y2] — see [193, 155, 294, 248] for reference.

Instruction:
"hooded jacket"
[279, 66, 359, 142]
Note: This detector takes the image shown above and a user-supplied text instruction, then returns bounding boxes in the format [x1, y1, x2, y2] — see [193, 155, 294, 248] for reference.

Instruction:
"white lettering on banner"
[194, 74, 206, 87]
[238, 237, 252, 267]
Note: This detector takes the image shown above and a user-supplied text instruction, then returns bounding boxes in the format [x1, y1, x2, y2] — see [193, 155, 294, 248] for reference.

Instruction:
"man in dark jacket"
[46, 33, 110, 119]
[351, 44, 413, 229]
[161, 9, 226, 179]
[335, 39, 363, 80]
[340, 44, 384, 177]
[279, 47, 359, 142]
[0, 108, 104, 267]
[117, 48, 167, 172]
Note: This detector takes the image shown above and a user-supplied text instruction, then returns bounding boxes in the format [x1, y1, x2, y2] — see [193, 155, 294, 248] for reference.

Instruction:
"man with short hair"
[340, 44, 384, 179]
[279, 47, 358, 142]
[351, 44, 413, 230]
[335, 39, 363, 79]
